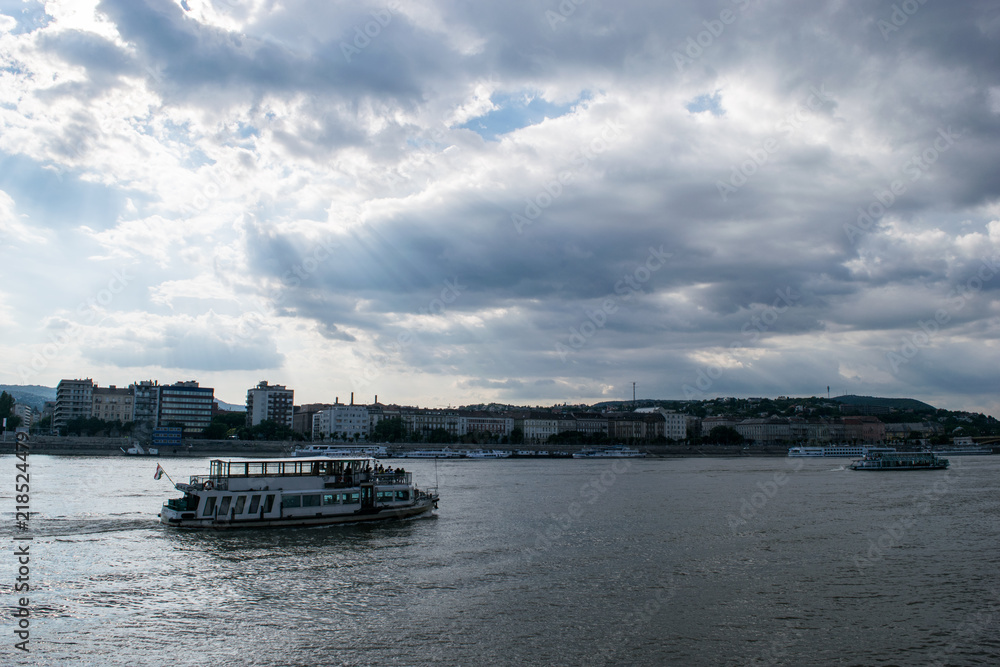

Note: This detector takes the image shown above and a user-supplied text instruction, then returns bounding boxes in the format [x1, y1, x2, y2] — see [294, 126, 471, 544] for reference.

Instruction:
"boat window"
[202, 495, 217, 517]
[234, 496, 246, 515]
[302, 494, 321, 508]
[282, 495, 302, 509]
[248, 495, 261, 514]
[323, 494, 338, 505]
[264, 494, 275, 513]
[395, 490, 410, 501]
[219, 496, 232, 515]
[377, 491, 393, 502]
[345, 492, 360, 504]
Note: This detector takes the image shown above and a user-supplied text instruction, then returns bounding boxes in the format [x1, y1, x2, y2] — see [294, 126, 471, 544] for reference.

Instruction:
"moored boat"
[293, 443, 388, 457]
[158, 456, 438, 529]
[572, 446, 645, 458]
[849, 451, 949, 471]
[462, 449, 512, 459]
[393, 448, 463, 458]
[788, 445, 894, 458]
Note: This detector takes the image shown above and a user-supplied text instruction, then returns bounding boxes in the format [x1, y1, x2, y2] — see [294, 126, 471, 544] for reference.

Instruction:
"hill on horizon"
[833, 395, 936, 411]
[0, 384, 57, 411]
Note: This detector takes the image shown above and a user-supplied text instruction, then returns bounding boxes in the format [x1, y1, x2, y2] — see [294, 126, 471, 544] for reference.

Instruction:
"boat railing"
[187, 470, 412, 490]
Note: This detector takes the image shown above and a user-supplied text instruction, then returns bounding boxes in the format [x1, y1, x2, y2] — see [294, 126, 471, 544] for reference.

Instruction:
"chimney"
[335, 396, 339, 405]
[351, 392, 354, 405]
[375, 394, 378, 405]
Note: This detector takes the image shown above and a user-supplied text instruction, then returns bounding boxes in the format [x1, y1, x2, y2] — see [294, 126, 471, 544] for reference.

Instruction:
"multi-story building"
[515, 411, 560, 443]
[293, 403, 332, 439]
[92, 385, 134, 423]
[735, 417, 792, 444]
[701, 416, 738, 436]
[313, 403, 370, 440]
[570, 412, 609, 437]
[54, 378, 94, 431]
[130, 380, 160, 429]
[12, 404, 34, 429]
[157, 381, 214, 436]
[461, 412, 513, 438]
[656, 409, 690, 441]
[246, 381, 294, 428]
[608, 412, 666, 441]
[403, 409, 463, 440]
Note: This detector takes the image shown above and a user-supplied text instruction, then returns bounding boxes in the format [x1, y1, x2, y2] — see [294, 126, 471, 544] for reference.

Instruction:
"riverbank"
[0, 436, 790, 458]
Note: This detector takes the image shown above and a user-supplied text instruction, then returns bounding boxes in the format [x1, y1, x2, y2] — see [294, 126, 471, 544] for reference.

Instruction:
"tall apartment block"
[246, 381, 294, 428]
[54, 378, 94, 431]
[158, 381, 215, 436]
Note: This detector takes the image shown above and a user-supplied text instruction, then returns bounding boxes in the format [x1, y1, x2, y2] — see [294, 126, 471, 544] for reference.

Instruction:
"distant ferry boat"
[929, 447, 992, 456]
[294, 444, 388, 457]
[572, 446, 645, 458]
[788, 445, 895, 458]
[849, 451, 949, 471]
[393, 448, 463, 459]
[462, 449, 512, 459]
[159, 456, 438, 529]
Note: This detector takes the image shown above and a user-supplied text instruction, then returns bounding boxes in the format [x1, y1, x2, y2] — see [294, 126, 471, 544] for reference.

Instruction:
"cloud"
[1, 0, 999, 416]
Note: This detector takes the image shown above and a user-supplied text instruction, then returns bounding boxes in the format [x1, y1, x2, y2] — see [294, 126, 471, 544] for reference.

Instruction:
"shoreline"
[0, 436, 793, 458]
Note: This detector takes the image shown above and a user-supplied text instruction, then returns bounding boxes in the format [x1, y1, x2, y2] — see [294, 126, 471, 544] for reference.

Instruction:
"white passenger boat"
[158, 456, 438, 529]
[394, 448, 463, 458]
[788, 445, 895, 458]
[572, 446, 645, 458]
[463, 449, 512, 459]
[849, 451, 949, 471]
[293, 443, 388, 457]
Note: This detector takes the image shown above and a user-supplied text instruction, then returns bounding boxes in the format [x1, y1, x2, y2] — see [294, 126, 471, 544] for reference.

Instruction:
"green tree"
[426, 428, 453, 444]
[509, 427, 524, 445]
[372, 417, 406, 443]
[0, 391, 14, 424]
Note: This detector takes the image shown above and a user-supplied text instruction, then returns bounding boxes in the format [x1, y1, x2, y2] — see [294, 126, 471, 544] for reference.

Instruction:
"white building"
[313, 404, 370, 440]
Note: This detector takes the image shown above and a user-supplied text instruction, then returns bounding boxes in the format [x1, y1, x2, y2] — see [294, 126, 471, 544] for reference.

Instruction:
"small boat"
[121, 442, 159, 456]
[849, 451, 949, 471]
[158, 456, 438, 529]
[572, 446, 645, 458]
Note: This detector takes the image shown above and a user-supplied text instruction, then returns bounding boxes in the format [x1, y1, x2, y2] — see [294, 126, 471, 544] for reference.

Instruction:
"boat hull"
[160, 496, 437, 529]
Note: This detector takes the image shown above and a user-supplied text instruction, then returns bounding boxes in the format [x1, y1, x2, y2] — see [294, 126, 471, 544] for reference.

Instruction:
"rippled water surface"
[3, 454, 999, 666]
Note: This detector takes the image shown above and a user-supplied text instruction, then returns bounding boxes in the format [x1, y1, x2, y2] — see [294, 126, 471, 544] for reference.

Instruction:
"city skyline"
[2, 2, 999, 416]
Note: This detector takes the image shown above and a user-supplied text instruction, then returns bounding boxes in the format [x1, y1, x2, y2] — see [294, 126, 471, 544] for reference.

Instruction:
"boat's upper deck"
[207, 457, 376, 480]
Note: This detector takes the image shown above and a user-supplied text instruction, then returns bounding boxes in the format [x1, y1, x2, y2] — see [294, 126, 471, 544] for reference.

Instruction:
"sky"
[1, 0, 999, 414]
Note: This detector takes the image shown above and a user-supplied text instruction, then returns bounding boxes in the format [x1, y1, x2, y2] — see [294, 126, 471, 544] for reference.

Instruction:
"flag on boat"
[154, 464, 165, 480]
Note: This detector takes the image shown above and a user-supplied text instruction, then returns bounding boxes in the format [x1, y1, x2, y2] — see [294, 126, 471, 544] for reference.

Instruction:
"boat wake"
[19, 516, 155, 539]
